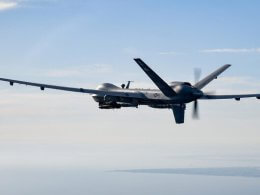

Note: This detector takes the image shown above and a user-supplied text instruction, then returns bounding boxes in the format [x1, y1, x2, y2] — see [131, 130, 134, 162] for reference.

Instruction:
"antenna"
[126, 81, 134, 89]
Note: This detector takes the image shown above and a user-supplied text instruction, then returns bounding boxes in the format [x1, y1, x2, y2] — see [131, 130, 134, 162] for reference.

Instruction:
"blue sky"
[0, 0, 260, 170]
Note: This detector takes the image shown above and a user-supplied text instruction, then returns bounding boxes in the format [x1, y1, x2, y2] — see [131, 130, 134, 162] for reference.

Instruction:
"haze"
[0, 0, 260, 194]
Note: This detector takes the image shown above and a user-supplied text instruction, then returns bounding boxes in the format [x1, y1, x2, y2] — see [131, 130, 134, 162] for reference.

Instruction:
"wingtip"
[223, 64, 232, 69]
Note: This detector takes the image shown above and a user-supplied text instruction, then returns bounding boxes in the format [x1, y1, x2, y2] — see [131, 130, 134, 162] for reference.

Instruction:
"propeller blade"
[194, 68, 202, 84]
[192, 100, 199, 119]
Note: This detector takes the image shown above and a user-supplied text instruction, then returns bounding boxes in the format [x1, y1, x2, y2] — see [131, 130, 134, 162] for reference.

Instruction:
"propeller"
[191, 69, 215, 119]
[192, 100, 199, 119]
[194, 68, 202, 84]
[192, 68, 202, 119]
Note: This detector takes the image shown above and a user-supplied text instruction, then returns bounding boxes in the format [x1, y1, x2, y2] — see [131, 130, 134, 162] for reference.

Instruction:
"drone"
[0, 58, 259, 124]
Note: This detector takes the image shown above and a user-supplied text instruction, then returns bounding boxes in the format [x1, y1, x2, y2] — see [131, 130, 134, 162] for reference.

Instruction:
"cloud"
[0, 0, 62, 11]
[200, 48, 260, 53]
[116, 167, 260, 178]
[0, 1, 18, 11]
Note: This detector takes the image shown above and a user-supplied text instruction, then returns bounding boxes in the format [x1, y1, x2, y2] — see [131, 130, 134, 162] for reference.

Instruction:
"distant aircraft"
[0, 58, 259, 124]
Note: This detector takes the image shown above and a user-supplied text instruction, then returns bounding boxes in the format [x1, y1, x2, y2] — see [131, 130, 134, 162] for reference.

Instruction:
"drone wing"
[134, 58, 177, 97]
[201, 94, 260, 100]
[0, 78, 145, 99]
[194, 64, 231, 89]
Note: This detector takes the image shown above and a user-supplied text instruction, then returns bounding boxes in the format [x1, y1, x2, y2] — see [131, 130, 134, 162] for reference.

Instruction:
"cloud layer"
[116, 167, 260, 178]
[0, 1, 17, 11]
[200, 48, 260, 53]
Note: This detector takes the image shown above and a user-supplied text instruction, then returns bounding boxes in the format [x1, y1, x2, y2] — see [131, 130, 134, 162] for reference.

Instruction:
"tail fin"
[172, 105, 185, 124]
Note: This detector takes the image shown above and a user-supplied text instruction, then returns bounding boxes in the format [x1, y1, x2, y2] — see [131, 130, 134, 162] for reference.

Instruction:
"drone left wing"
[0, 78, 145, 99]
[201, 94, 260, 100]
[194, 64, 231, 89]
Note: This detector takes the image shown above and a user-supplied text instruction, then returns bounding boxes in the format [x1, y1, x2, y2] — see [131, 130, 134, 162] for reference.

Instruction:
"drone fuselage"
[92, 82, 203, 109]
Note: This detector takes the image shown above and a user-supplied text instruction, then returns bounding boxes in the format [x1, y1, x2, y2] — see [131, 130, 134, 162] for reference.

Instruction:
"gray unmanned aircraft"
[0, 58, 260, 124]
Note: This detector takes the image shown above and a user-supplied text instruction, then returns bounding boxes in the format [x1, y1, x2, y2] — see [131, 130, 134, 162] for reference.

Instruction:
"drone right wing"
[134, 58, 177, 97]
[201, 94, 260, 100]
